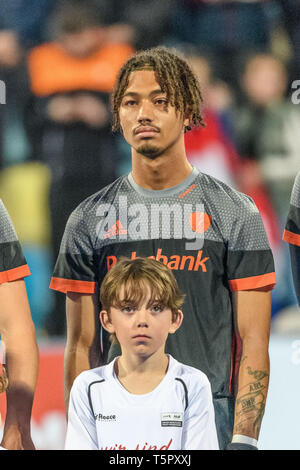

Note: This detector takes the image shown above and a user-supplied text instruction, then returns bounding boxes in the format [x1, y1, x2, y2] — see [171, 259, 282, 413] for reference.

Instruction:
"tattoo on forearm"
[234, 364, 269, 436]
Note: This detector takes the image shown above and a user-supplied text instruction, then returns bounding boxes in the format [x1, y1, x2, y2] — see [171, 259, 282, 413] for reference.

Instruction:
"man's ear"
[100, 310, 115, 334]
[183, 114, 192, 132]
[169, 310, 184, 335]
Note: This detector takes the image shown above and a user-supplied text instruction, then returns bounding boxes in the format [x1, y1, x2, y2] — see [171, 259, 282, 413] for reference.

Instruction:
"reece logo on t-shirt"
[95, 413, 116, 422]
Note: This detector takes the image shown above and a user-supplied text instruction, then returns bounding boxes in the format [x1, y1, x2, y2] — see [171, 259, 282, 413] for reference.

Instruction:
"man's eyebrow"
[122, 89, 166, 98]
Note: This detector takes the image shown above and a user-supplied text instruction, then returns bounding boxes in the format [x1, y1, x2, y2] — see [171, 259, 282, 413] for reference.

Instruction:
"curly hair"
[111, 46, 205, 133]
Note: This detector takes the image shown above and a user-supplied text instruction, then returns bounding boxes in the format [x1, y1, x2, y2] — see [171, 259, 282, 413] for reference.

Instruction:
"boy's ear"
[169, 310, 184, 335]
[99, 310, 115, 334]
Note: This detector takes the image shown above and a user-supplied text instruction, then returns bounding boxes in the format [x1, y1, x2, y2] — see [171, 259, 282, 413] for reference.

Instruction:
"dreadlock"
[111, 46, 205, 133]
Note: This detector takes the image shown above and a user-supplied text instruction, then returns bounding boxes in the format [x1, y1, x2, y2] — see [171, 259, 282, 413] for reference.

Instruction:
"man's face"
[119, 70, 189, 159]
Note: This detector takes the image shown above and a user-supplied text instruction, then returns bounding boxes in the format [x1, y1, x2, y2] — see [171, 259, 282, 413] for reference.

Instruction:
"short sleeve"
[0, 200, 30, 284]
[65, 375, 98, 450]
[283, 171, 300, 247]
[50, 205, 96, 294]
[181, 374, 219, 450]
[226, 194, 276, 291]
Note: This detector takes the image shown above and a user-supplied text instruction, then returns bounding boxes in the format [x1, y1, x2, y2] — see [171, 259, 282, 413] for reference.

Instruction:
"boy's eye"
[151, 304, 164, 313]
[121, 305, 136, 313]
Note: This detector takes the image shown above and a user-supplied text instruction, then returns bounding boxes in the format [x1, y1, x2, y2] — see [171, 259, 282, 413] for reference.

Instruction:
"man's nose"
[137, 100, 154, 123]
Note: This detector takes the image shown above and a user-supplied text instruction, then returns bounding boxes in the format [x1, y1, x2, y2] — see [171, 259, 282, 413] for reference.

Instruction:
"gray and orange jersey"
[283, 171, 300, 247]
[0, 200, 30, 284]
[283, 171, 300, 305]
[50, 167, 276, 397]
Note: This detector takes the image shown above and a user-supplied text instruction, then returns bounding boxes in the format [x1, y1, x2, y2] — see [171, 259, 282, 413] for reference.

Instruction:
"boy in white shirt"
[65, 257, 219, 450]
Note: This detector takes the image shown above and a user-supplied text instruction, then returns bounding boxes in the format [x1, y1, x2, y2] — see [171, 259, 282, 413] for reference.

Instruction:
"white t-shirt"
[65, 355, 219, 450]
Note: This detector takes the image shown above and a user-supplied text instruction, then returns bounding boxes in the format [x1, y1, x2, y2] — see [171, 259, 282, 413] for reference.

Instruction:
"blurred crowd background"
[0, 0, 299, 339]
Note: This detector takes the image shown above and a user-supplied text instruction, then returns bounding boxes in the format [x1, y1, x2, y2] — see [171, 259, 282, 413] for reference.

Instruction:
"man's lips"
[134, 126, 159, 137]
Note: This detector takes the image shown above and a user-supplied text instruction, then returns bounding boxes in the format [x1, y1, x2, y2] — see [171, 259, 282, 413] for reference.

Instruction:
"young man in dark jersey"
[50, 47, 276, 450]
[283, 171, 300, 304]
[0, 201, 39, 450]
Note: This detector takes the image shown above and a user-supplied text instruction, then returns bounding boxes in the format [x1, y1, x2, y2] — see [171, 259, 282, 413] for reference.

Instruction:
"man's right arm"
[64, 292, 101, 413]
[0, 279, 39, 450]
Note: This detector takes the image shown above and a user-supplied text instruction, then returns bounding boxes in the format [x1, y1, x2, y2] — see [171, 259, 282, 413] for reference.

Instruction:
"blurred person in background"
[0, 201, 39, 450]
[233, 52, 299, 314]
[185, 53, 241, 188]
[234, 53, 298, 221]
[185, 53, 282, 316]
[0, 0, 54, 169]
[100, 0, 175, 50]
[169, 0, 274, 87]
[0, 1, 56, 336]
[25, 0, 134, 336]
[279, 0, 300, 78]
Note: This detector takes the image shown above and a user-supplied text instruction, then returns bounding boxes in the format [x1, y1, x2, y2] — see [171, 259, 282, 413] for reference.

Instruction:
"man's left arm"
[230, 288, 271, 449]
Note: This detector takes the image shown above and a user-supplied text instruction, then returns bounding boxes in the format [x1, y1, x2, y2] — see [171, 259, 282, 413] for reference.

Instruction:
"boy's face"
[118, 70, 190, 160]
[100, 285, 183, 358]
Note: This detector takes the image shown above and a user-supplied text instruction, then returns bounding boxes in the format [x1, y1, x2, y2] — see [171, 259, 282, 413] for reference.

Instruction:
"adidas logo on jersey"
[104, 220, 128, 239]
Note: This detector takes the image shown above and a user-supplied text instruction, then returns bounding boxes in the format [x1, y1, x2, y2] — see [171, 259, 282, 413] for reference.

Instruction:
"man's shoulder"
[0, 199, 18, 243]
[197, 172, 256, 210]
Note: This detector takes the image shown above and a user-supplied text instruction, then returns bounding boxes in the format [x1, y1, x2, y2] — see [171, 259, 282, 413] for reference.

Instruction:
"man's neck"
[131, 151, 193, 191]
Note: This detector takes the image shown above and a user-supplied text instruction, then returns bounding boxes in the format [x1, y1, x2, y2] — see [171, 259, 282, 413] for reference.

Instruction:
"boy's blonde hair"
[100, 258, 185, 344]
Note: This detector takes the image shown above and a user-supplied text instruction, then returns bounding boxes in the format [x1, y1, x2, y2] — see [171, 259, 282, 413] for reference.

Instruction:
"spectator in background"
[234, 53, 299, 221]
[0, 0, 54, 52]
[25, 0, 134, 336]
[279, 0, 300, 78]
[233, 52, 300, 313]
[170, 0, 273, 86]
[185, 53, 241, 188]
[185, 53, 281, 288]
[104, 0, 175, 50]
[0, 0, 54, 168]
